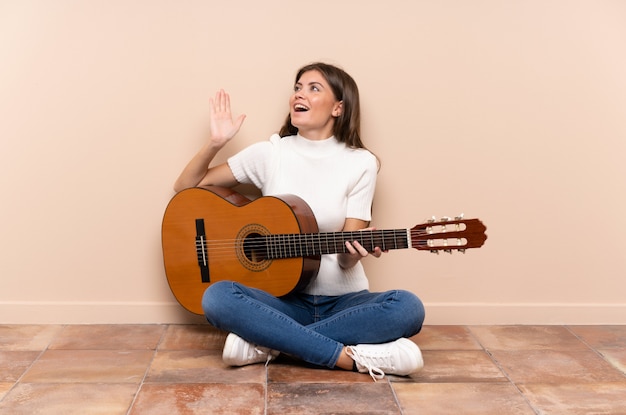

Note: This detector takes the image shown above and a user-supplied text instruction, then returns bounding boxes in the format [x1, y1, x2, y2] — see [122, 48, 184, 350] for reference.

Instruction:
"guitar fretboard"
[262, 229, 410, 259]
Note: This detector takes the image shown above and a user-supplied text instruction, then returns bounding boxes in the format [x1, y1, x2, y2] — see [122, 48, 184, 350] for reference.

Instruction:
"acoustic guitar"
[161, 186, 487, 314]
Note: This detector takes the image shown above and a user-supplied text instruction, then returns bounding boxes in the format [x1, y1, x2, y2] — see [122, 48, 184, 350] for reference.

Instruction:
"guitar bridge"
[195, 219, 210, 283]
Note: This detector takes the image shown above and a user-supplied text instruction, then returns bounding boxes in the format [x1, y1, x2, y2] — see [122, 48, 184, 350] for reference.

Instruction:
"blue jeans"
[202, 281, 425, 368]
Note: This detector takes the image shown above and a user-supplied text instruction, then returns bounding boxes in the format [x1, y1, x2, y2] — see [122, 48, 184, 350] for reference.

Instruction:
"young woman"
[174, 62, 425, 380]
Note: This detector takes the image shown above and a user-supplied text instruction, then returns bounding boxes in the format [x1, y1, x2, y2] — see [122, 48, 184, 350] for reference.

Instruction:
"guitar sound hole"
[243, 233, 268, 263]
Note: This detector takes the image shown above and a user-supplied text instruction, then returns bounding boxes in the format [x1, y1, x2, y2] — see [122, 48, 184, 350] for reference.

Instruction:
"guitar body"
[161, 186, 320, 315]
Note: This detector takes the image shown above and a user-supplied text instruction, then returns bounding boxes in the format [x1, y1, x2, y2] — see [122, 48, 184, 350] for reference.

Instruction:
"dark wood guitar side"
[161, 186, 487, 314]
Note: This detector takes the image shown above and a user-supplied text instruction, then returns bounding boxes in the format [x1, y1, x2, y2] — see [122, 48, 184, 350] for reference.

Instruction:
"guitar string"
[195, 241, 465, 261]
[192, 229, 467, 259]
[193, 229, 436, 250]
[194, 229, 461, 246]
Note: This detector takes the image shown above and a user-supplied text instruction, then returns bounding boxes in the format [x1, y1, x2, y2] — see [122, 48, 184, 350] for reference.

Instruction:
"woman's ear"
[333, 101, 343, 117]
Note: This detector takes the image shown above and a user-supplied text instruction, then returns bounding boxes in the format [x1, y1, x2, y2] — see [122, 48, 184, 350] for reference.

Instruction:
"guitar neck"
[265, 229, 410, 259]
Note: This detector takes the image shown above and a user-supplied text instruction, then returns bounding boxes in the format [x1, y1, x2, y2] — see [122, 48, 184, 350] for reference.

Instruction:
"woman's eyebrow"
[307, 81, 325, 88]
[295, 80, 326, 89]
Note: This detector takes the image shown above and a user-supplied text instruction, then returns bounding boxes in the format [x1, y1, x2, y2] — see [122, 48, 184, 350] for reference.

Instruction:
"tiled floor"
[1, 324, 625, 414]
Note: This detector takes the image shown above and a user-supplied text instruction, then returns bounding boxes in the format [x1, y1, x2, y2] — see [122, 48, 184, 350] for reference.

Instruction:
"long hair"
[279, 62, 365, 149]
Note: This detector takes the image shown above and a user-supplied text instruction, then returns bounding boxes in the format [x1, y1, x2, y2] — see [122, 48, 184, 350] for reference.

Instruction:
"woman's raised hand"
[209, 89, 246, 148]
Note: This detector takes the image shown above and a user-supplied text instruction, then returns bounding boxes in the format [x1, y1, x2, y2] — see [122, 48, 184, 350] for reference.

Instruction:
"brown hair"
[279, 62, 365, 149]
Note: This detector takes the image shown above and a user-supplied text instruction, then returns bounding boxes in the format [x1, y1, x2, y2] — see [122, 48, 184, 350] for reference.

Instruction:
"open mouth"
[293, 104, 309, 112]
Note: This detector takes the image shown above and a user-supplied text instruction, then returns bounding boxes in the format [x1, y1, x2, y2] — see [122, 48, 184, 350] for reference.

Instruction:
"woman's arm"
[337, 218, 384, 269]
[173, 89, 246, 192]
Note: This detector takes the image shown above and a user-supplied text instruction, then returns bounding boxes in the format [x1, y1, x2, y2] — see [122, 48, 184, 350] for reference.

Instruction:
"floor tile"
[0, 383, 137, 415]
[469, 325, 589, 351]
[0, 383, 14, 401]
[0, 325, 64, 351]
[597, 348, 626, 375]
[568, 325, 626, 349]
[519, 382, 626, 414]
[130, 383, 265, 415]
[158, 324, 226, 351]
[409, 350, 508, 383]
[2, 323, 624, 414]
[489, 349, 626, 384]
[268, 360, 373, 383]
[49, 324, 166, 350]
[145, 350, 266, 384]
[21, 349, 154, 383]
[413, 325, 483, 350]
[267, 382, 401, 414]
[0, 351, 40, 382]
[393, 382, 535, 415]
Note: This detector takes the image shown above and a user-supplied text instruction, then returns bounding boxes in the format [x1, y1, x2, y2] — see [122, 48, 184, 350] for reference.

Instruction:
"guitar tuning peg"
[440, 216, 451, 222]
[444, 249, 453, 254]
[430, 250, 440, 255]
[458, 249, 466, 254]
[455, 213, 464, 220]
[427, 216, 436, 223]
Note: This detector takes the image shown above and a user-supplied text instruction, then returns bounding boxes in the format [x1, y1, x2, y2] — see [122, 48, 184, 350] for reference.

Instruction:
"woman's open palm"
[209, 89, 246, 147]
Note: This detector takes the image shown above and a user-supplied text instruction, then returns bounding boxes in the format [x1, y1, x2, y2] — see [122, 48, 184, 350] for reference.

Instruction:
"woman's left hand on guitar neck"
[338, 219, 385, 269]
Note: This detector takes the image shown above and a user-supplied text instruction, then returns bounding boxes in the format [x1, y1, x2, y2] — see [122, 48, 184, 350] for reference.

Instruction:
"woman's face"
[289, 70, 343, 140]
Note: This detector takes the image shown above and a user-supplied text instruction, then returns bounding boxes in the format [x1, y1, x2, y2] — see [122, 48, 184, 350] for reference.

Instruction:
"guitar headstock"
[410, 216, 487, 253]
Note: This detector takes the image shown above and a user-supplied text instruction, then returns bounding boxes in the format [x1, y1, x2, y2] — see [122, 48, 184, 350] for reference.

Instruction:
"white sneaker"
[222, 333, 279, 366]
[346, 338, 423, 381]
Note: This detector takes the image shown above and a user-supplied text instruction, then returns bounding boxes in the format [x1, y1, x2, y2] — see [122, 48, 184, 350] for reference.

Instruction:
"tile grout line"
[0, 324, 68, 405]
[564, 325, 626, 378]
[465, 325, 541, 415]
[388, 379, 405, 415]
[264, 363, 269, 415]
[124, 324, 169, 415]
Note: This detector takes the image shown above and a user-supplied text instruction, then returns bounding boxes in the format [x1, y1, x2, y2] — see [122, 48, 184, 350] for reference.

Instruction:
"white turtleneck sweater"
[227, 133, 378, 295]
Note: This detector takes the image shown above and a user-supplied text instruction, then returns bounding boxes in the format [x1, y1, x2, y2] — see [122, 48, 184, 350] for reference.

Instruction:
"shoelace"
[261, 348, 273, 367]
[346, 346, 386, 382]
[251, 346, 275, 367]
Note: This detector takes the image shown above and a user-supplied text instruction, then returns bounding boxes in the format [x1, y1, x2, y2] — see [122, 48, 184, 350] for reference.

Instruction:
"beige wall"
[1, 0, 625, 324]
